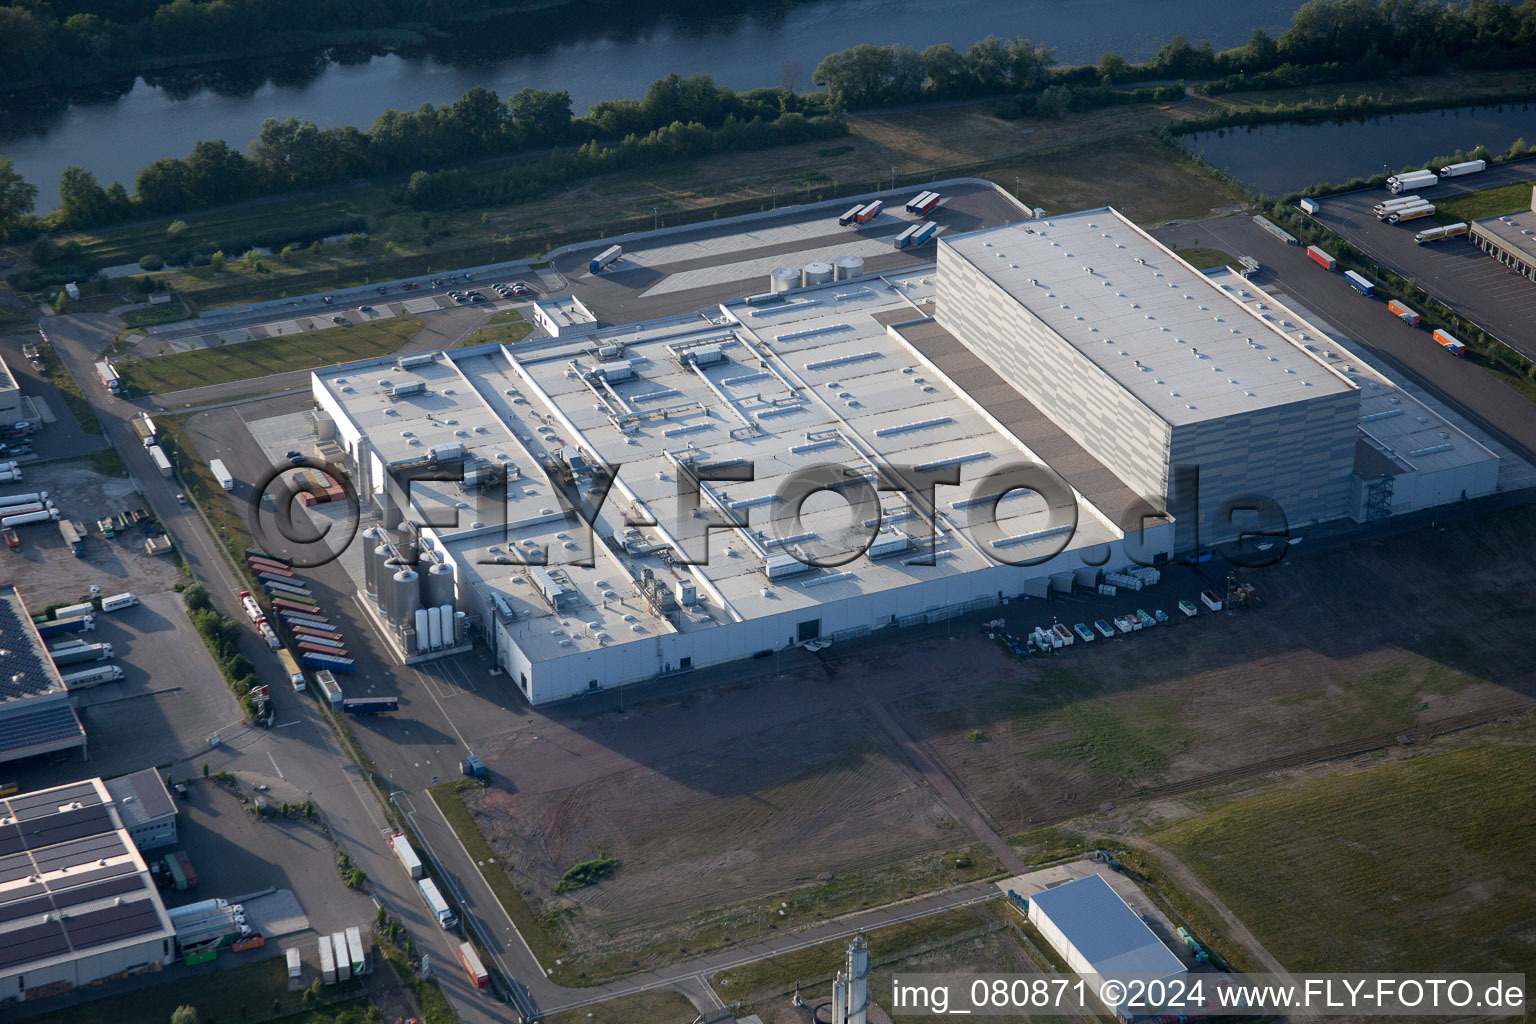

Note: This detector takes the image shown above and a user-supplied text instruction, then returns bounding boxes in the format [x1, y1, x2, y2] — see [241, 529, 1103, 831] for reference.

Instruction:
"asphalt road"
[1154, 215, 1536, 465]
[1305, 159, 1536, 361]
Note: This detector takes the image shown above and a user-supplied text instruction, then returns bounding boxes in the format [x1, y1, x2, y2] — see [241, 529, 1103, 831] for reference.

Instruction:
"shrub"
[138, 254, 164, 271]
[554, 857, 618, 893]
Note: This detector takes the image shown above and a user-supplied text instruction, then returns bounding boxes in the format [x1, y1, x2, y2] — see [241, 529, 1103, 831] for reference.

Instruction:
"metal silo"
[802, 260, 834, 286]
[769, 266, 799, 292]
[424, 561, 456, 610]
[834, 255, 864, 281]
[391, 568, 420, 627]
[373, 546, 396, 608]
[361, 527, 382, 598]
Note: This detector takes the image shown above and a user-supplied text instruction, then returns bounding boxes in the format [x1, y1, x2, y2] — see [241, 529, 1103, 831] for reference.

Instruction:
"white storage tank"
[802, 260, 834, 286]
[769, 266, 800, 292]
[834, 255, 865, 281]
[427, 606, 443, 649]
[414, 608, 430, 653]
[453, 610, 467, 645]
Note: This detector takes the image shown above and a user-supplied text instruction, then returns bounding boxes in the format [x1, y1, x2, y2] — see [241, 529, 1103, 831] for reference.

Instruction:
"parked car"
[510, 282, 533, 296]
[376, 286, 387, 293]
[332, 315, 348, 325]
[404, 281, 418, 289]
[322, 295, 333, 304]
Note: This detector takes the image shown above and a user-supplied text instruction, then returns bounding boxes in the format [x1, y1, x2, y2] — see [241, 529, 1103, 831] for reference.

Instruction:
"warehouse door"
[797, 619, 821, 643]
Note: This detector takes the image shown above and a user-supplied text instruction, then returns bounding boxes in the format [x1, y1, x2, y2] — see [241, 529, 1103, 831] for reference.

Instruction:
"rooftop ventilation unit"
[384, 378, 427, 399]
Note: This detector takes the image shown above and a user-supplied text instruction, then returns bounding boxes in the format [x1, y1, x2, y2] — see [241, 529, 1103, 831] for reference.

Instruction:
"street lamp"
[652, 207, 659, 231]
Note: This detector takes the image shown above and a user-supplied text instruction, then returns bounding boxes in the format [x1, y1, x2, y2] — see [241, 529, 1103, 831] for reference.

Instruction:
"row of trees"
[21, 74, 825, 236]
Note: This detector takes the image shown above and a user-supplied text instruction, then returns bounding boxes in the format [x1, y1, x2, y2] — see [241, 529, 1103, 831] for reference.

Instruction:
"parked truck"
[315, 669, 344, 705]
[1432, 328, 1467, 356]
[148, 444, 173, 479]
[101, 592, 138, 612]
[239, 591, 265, 623]
[94, 360, 122, 395]
[58, 519, 85, 556]
[588, 244, 622, 273]
[837, 203, 865, 227]
[1438, 158, 1487, 178]
[36, 613, 93, 637]
[345, 926, 367, 976]
[1388, 169, 1438, 193]
[342, 696, 397, 715]
[1305, 245, 1337, 271]
[1374, 194, 1424, 217]
[1387, 299, 1422, 326]
[418, 878, 457, 928]
[302, 651, 354, 673]
[165, 849, 199, 890]
[50, 642, 113, 666]
[59, 664, 125, 688]
[391, 832, 424, 879]
[331, 933, 351, 981]
[210, 458, 234, 492]
[855, 200, 883, 224]
[318, 935, 336, 985]
[1389, 202, 1436, 223]
[130, 415, 157, 447]
[1415, 222, 1469, 244]
[1344, 270, 1375, 296]
[457, 942, 490, 989]
[277, 648, 306, 691]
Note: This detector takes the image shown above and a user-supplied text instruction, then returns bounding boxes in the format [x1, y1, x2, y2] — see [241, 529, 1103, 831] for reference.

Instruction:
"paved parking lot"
[1306, 163, 1536, 361]
[0, 331, 112, 461]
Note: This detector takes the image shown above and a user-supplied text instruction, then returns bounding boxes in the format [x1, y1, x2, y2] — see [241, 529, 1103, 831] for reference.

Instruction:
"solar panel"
[0, 822, 23, 858]
[50, 867, 140, 907]
[0, 850, 35, 884]
[0, 918, 68, 970]
[0, 700, 85, 757]
[0, 892, 51, 925]
[23, 806, 114, 858]
[8, 781, 100, 817]
[33, 830, 122, 872]
[64, 900, 162, 950]
[0, 591, 58, 703]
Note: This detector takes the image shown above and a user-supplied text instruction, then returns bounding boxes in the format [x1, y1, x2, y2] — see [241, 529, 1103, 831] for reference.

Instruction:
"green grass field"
[1435, 181, 1534, 224]
[0, 305, 34, 333]
[461, 308, 532, 347]
[544, 990, 697, 1024]
[119, 315, 423, 394]
[36, 343, 103, 433]
[1168, 246, 1240, 271]
[19, 958, 367, 1024]
[1156, 743, 1536, 973]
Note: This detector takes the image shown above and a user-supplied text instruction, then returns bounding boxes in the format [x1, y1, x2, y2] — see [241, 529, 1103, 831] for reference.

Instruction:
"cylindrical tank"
[414, 609, 430, 653]
[424, 561, 456, 610]
[802, 260, 834, 286]
[361, 527, 382, 597]
[0, 492, 44, 508]
[379, 558, 406, 622]
[392, 569, 420, 627]
[834, 255, 865, 281]
[2, 510, 51, 526]
[373, 547, 396, 609]
[440, 605, 454, 646]
[453, 611, 467, 645]
[769, 266, 799, 293]
[427, 606, 443, 649]
[396, 538, 418, 567]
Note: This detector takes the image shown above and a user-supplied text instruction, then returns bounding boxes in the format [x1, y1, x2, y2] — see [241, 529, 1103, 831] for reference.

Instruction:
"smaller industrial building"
[0, 777, 176, 1003]
[1469, 185, 1536, 282]
[1027, 874, 1186, 1015]
[0, 355, 22, 425]
[103, 769, 178, 852]
[0, 585, 86, 766]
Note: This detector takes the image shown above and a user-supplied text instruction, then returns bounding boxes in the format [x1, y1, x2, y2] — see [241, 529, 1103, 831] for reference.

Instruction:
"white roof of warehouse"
[940, 209, 1356, 425]
[1030, 874, 1186, 978]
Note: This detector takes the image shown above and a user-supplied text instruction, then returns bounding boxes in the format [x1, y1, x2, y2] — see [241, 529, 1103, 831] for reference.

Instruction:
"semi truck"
[855, 200, 883, 224]
[259, 622, 281, 649]
[837, 203, 865, 227]
[210, 459, 234, 492]
[589, 244, 622, 273]
[60, 664, 125, 688]
[101, 592, 138, 612]
[418, 878, 457, 928]
[240, 591, 265, 623]
[1438, 159, 1486, 178]
[342, 696, 397, 715]
[94, 361, 122, 395]
[391, 833, 424, 879]
[52, 601, 94, 621]
[1415, 222, 1469, 244]
[315, 669, 344, 705]
[1387, 299, 1422, 326]
[1305, 245, 1337, 271]
[1388, 169, 1438, 193]
[345, 926, 367, 976]
[1389, 202, 1436, 224]
[2, 508, 58, 527]
[148, 444, 173, 479]
[1433, 328, 1467, 356]
[318, 935, 336, 985]
[1374, 194, 1424, 216]
[303, 651, 354, 673]
[458, 942, 490, 989]
[130, 415, 157, 447]
[1344, 270, 1375, 296]
[36, 613, 93, 638]
[58, 519, 85, 556]
[50, 642, 113, 666]
[332, 933, 351, 981]
[277, 648, 306, 691]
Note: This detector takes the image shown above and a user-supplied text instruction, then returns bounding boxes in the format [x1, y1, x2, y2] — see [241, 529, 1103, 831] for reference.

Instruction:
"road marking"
[267, 752, 286, 779]
[274, 720, 302, 728]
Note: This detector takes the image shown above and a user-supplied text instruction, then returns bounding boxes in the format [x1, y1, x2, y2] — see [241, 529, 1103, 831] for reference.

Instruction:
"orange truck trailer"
[1387, 299, 1421, 326]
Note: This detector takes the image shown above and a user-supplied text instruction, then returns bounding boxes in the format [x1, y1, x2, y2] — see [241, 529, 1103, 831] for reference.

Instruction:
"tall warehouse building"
[936, 210, 1361, 549]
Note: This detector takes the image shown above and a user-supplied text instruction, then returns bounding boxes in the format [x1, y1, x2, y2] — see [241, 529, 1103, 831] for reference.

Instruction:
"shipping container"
[855, 200, 883, 224]
[458, 942, 490, 989]
[837, 204, 865, 226]
[1414, 222, 1469, 244]
[278, 609, 331, 625]
[316, 669, 344, 705]
[1344, 270, 1375, 296]
[589, 244, 622, 273]
[246, 556, 293, 575]
[296, 635, 348, 651]
[1305, 245, 1337, 271]
[1438, 159, 1487, 178]
[914, 192, 942, 216]
[277, 648, 306, 690]
[418, 878, 457, 928]
[1432, 328, 1467, 356]
[298, 641, 349, 657]
[147, 444, 173, 479]
[1387, 299, 1422, 326]
[391, 833, 425, 879]
[289, 625, 344, 642]
[302, 651, 355, 673]
[911, 221, 939, 245]
[262, 579, 315, 598]
[271, 595, 321, 612]
[100, 592, 138, 612]
[893, 224, 921, 249]
[342, 696, 397, 714]
[903, 191, 934, 213]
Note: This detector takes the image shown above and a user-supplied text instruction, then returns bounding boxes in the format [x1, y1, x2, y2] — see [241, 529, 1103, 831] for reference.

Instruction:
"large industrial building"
[0, 585, 86, 765]
[0, 777, 177, 1003]
[1027, 874, 1187, 1014]
[306, 203, 1499, 702]
[1469, 185, 1536, 283]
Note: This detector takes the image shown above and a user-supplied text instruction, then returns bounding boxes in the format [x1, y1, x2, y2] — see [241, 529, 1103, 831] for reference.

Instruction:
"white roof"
[940, 209, 1356, 425]
[1031, 874, 1186, 978]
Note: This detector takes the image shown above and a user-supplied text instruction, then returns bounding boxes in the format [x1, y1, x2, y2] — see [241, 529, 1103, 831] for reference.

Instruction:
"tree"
[920, 43, 968, 97]
[170, 1005, 198, 1024]
[964, 35, 1011, 91]
[1098, 51, 1132, 83]
[509, 87, 573, 145]
[1035, 84, 1073, 119]
[208, 250, 225, 272]
[167, 219, 188, 240]
[780, 60, 802, 93]
[0, 158, 37, 241]
[57, 166, 112, 228]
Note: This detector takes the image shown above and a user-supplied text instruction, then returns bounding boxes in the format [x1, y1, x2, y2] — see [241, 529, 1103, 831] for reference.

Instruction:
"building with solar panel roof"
[0, 586, 86, 767]
[0, 776, 176, 1002]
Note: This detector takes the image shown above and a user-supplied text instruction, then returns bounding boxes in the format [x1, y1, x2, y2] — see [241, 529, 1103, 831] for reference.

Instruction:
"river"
[2, 0, 1307, 212]
[1183, 104, 1536, 196]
